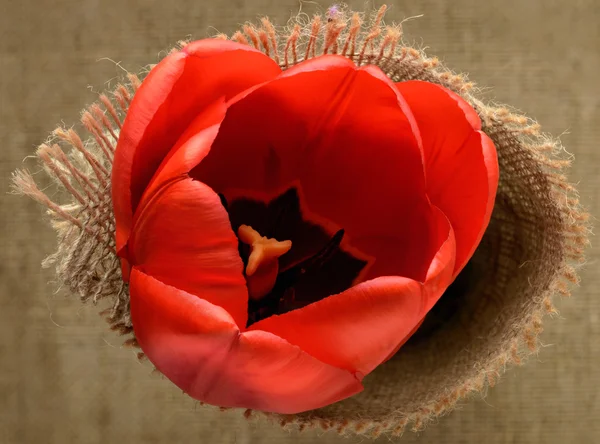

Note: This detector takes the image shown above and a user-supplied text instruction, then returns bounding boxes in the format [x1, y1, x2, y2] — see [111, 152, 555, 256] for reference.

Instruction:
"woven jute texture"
[4, 1, 596, 443]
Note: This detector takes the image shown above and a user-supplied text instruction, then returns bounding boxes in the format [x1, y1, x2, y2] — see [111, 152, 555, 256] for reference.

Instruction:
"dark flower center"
[219, 187, 367, 327]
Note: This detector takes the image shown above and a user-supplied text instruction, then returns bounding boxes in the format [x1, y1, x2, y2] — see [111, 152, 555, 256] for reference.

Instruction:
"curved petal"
[422, 206, 457, 311]
[140, 98, 228, 204]
[113, 39, 282, 252]
[395, 80, 499, 276]
[249, 276, 423, 376]
[128, 177, 248, 327]
[249, 207, 456, 375]
[130, 268, 363, 414]
[381, 207, 457, 361]
[192, 56, 443, 282]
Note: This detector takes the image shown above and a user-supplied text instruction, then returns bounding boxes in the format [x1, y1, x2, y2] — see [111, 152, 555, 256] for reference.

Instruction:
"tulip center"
[219, 186, 369, 327]
[237, 224, 292, 301]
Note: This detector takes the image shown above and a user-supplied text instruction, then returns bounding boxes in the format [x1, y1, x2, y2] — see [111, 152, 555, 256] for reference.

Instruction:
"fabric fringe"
[12, 78, 140, 339]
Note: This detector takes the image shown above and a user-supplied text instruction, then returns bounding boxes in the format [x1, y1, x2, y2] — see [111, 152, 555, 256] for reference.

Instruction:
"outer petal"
[422, 206, 457, 311]
[395, 80, 499, 276]
[130, 268, 363, 414]
[128, 177, 248, 327]
[112, 39, 281, 252]
[381, 206, 458, 361]
[192, 56, 444, 282]
[140, 98, 228, 204]
[249, 206, 456, 376]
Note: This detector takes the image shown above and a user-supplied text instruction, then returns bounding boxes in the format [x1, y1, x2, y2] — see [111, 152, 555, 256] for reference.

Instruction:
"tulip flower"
[112, 39, 498, 414]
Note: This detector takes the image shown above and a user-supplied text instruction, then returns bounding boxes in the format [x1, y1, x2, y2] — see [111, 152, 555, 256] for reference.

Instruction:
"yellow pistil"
[237, 224, 292, 300]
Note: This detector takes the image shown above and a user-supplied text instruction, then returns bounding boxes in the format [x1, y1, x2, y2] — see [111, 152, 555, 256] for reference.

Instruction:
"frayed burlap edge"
[11, 4, 590, 439]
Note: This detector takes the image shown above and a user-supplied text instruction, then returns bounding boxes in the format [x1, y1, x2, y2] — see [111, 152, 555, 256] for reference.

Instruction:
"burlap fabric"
[5, 3, 594, 442]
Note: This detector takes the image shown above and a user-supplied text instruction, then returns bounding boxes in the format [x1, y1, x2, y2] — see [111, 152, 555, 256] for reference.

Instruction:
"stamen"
[237, 225, 292, 300]
[274, 229, 344, 289]
[246, 229, 346, 325]
[223, 188, 365, 327]
[299, 229, 344, 271]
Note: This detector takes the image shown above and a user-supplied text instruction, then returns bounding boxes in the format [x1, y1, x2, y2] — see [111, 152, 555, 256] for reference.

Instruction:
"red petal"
[422, 205, 457, 311]
[395, 80, 499, 276]
[249, 276, 423, 376]
[382, 206, 456, 361]
[128, 177, 249, 327]
[140, 98, 228, 203]
[112, 39, 281, 252]
[193, 56, 443, 282]
[249, 207, 456, 376]
[130, 268, 363, 413]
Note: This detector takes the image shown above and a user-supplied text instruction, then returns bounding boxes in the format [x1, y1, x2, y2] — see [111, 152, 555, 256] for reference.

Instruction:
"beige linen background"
[1, 0, 598, 443]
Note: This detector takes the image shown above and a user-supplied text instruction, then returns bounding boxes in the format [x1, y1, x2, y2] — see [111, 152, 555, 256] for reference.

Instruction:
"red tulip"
[112, 39, 498, 414]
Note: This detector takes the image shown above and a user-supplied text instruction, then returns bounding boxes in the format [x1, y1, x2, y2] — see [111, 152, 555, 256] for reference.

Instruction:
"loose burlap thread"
[11, 5, 590, 439]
